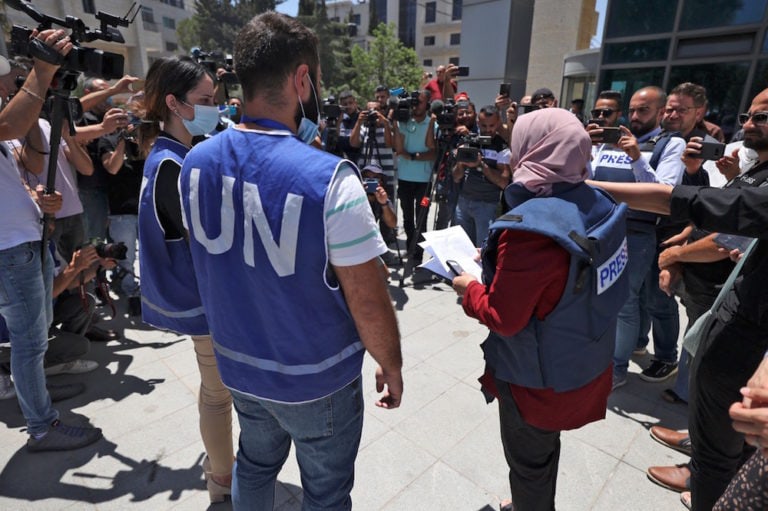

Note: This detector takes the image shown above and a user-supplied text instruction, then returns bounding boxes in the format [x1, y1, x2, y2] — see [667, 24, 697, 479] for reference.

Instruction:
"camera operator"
[393, 90, 436, 264]
[0, 30, 104, 451]
[425, 64, 459, 102]
[361, 163, 397, 230]
[351, 85, 397, 245]
[76, 76, 135, 241]
[452, 105, 511, 246]
[435, 100, 478, 230]
[100, 94, 145, 313]
[337, 90, 362, 163]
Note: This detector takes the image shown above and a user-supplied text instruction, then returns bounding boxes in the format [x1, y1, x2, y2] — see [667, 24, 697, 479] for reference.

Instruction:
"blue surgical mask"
[179, 102, 220, 136]
[296, 74, 320, 144]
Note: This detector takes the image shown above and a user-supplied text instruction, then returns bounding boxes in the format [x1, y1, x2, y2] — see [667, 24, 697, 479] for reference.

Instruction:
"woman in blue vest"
[137, 57, 233, 502]
[452, 108, 628, 511]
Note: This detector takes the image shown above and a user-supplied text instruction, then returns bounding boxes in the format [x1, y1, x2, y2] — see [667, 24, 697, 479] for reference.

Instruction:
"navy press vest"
[138, 136, 208, 335]
[179, 127, 365, 402]
[481, 183, 629, 392]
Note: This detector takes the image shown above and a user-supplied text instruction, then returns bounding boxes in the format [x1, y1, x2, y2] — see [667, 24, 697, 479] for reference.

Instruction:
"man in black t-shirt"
[100, 123, 144, 300]
[451, 105, 510, 246]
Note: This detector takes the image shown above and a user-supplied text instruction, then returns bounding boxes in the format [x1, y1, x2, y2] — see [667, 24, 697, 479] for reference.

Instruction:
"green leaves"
[350, 23, 422, 100]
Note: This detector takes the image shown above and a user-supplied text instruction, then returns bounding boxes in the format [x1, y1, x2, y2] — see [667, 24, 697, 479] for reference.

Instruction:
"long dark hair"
[137, 56, 210, 150]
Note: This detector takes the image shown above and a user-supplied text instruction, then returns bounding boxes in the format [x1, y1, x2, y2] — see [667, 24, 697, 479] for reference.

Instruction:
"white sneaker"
[44, 360, 98, 376]
[0, 374, 16, 400]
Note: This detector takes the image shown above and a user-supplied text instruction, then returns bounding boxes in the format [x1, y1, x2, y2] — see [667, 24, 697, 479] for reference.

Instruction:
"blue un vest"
[481, 182, 629, 392]
[179, 126, 364, 402]
[138, 135, 208, 335]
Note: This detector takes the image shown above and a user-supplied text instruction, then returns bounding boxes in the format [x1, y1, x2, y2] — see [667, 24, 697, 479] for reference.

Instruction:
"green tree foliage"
[179, 0, 282, 54]
[350, 23, 422, 100]
[297, 0, 355, 98]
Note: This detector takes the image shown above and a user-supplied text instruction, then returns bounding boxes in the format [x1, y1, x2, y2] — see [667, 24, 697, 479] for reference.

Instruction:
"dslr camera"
[456, 134, 492, 163]
[91, 239, 128, 260]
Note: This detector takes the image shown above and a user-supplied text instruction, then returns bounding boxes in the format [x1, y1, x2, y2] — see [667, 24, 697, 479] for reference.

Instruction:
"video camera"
[190, 47, 238, 85]
[456, 133, 492, 163]
[8, 0, 132, 82]
[431, 99, 456, 131]
[394, 90, 420, 123]
[322, 96, 341, 155]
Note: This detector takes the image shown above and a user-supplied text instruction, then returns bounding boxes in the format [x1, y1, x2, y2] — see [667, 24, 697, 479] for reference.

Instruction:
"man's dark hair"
[479, 105, 499, 117]
[597, 90, 622, 104]
[669, 82, 708, 107]
[571, 98, 584, 106]
[374, 85, 388, 93]
[339, 90, 355, 101]
[234, 12, 320, 104]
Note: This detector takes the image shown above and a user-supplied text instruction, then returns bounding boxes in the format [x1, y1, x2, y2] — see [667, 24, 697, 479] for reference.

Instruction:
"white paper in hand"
[418, 226, 483, 281]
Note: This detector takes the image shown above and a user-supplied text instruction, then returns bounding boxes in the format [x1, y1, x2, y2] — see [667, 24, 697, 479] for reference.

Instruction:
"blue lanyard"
[240, 115, 292, 132]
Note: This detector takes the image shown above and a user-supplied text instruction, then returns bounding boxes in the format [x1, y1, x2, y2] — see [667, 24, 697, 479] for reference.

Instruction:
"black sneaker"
[27, 419, 102, 452]
[640, 360, 678, 382]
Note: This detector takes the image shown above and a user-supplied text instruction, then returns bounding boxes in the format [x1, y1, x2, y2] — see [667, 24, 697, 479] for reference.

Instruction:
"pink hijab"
[510, 108, 592, 197]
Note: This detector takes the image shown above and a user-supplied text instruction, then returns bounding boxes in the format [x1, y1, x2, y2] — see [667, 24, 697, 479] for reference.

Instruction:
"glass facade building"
[598, 0, 768, 140]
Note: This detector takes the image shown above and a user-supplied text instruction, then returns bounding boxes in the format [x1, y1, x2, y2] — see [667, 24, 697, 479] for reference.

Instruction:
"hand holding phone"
[446, 259, 464, 276]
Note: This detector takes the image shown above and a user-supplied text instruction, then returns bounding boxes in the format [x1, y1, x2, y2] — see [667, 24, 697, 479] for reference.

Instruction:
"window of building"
[82, 0, 95, 14]
[602, 39, 670, 64]
[450, 33, 461, 45]
[452, 0, 462, 20]
[398, 0, 416, 48]
[423, 59, 433, 67]
[669, 61, 749, 131]
[351, 14, 361, 25]
[449, 57, 460, 65]
[163, 17, 176, 29]
[599, 67, 665, 110]
[606, 0, 677, 38]
[330, 16, 340, 22]
[424, 36, 435, 46]
[142, 6, 155, 24]
[372, 0, 387, 26]
[160, 0, 186, 8]
[676, 33, 755, 59]
[680, 0, 767, 31]
[425, 2, 436, 23]
[165, 41, 178, 52]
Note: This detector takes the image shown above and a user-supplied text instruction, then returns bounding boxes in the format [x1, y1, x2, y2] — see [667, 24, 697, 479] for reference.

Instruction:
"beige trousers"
[191, 335, 234, 477]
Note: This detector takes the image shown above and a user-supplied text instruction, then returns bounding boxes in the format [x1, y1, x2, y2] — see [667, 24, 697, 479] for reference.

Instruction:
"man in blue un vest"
[179, 12, 402, 510]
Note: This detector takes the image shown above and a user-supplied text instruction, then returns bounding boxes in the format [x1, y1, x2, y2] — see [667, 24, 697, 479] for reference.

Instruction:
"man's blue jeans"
[108, 214, 139, 295]
[639, 248, 680, 363]
[454, 195, 499, 246]
[230, 376, 364, 511]
[613, 230, 656, 379]
[0, 241, 58, 434]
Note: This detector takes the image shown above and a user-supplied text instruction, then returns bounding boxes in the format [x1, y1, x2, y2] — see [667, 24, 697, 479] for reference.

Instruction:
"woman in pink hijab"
[453, 108, 629, 511]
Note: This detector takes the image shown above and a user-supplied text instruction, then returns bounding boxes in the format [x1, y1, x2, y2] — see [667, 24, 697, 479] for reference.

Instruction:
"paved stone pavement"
[0, 264, 692, 510]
